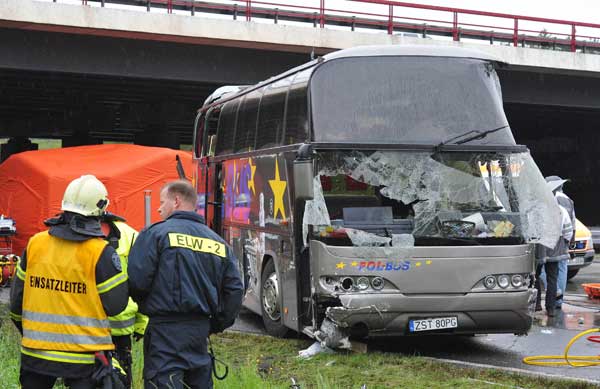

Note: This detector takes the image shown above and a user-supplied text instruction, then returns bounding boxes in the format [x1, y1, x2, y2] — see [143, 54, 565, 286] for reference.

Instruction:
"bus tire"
[260, 259, 290, 338]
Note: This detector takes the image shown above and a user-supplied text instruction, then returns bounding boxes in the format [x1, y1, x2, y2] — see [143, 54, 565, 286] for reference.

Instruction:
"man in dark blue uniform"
[128, 180, 243, 389]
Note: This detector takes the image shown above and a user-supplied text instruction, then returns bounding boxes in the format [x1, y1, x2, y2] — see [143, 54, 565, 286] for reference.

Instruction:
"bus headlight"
[371, 277, 384, 290]
[356, 277, 370, 290]
[511, 274, 523, 288]
[484, 276, 496, 289]
[341, 277, 354, 292]
[497, 274, 510, 289]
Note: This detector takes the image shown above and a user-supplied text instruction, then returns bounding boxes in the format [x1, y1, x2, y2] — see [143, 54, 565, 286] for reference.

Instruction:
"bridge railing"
[68, 0, 600, 53]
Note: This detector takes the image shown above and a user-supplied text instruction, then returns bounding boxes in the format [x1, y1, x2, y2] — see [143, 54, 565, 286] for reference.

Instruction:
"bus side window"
[257, 77, 290, 149]
[235, 89, 263, 153]
[284, 69, 310, 144]
[216, 100, 240, 155]
[207, 135, 217, 157]
[193, 113, 205, 159]
[202, 107, 221, 158]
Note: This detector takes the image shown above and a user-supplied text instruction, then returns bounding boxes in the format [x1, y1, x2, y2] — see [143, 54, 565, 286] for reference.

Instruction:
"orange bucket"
[582, 283, 600, 300]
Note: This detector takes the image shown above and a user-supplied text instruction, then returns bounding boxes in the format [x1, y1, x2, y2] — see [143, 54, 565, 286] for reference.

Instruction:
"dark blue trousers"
[143, 319, 212, 389]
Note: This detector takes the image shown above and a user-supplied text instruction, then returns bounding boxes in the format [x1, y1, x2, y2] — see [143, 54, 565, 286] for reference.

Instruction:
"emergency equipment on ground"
[0, 254, 19, 287]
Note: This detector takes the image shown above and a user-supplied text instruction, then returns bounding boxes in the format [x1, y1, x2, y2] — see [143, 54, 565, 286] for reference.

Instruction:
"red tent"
[0, 144, 193, 256]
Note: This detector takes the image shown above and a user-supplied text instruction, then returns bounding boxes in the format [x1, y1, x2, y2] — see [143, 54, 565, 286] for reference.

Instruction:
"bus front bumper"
[325, 289, 536, 336]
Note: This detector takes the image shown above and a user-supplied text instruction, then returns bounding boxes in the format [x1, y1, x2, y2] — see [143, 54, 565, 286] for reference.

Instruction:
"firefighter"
[9, 175, 128, 388]
[128, 180, 243, 389]
[101, 212, 149, 389]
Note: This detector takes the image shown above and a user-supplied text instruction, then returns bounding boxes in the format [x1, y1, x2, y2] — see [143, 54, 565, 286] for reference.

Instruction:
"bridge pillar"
[135, 130, 180, 149]
[62, 111, 103, 148]
[1, 136, 38, 162]
[134, 102, 181, 149]
[62, 133, 102, 148]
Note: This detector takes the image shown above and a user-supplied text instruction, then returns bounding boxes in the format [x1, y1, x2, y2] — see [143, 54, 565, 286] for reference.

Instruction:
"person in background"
[101, 211, 149, 389]
[9, 175, 128, 388]
[128, 180, 243, 389]
[535, 179, 574, 317]
[545, 176, 576, 310]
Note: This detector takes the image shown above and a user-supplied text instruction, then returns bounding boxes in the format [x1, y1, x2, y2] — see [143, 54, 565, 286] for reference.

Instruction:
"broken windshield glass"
[302, 150, 560, 248]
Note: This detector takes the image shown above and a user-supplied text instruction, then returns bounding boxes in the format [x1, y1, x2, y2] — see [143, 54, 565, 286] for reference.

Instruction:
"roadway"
[231, 260, 600, 385]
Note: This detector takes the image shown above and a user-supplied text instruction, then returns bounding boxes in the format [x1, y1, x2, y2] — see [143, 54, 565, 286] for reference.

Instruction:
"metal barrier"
[64, 0, 600, 53]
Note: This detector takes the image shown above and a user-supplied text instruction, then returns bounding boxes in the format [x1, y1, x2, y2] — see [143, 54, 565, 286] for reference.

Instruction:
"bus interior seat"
[343, 206, 393, 225]
[324, 195, 380, 220]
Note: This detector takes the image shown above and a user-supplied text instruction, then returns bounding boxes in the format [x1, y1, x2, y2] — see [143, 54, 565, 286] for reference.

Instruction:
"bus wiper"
[435, 124, 509, 149]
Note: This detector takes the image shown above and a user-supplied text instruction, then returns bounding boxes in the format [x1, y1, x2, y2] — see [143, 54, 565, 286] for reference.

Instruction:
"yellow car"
[567, 219, 595, 280]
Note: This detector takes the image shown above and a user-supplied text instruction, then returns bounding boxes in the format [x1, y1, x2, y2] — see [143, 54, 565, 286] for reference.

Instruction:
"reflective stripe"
[23, 310, 109, 329]
[9, 311, 22, 321]
[112, 357, 126, 375]
[16, 264, 26, 281]
[21, 346, 95, 364]
[109, 317, 135, 330]
[97, 272, 127, 294]
[23, 328, 113, 345]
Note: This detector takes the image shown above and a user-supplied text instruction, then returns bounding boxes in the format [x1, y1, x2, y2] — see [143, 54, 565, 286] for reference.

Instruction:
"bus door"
[205, 159, 223, 235]
[197, 106, 224, 235]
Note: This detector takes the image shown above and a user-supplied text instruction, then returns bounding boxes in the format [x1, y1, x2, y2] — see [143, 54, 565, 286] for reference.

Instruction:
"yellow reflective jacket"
[108, 221, 149, 336]
[22, 231, 114, 352]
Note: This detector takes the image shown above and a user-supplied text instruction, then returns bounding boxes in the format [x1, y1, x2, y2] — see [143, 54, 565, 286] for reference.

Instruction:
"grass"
[1, 303, 597, 389]
[209, 332, 597, 389]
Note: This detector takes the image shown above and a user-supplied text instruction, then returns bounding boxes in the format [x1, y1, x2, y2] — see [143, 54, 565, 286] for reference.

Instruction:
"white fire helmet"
[61, 175, 109, 217]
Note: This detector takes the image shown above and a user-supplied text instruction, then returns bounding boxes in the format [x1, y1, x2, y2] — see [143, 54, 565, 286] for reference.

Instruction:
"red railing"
[70, 0, 600, 53]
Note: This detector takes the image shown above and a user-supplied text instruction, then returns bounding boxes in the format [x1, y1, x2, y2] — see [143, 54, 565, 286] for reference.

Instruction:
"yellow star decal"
[426, 260, 432, 265]
[248, 158, 256, 195]
[336, 262, 346, 269]
[351, 261, 358, 267]
[415, 262, 422, 267]
[268, 159, 287, 220]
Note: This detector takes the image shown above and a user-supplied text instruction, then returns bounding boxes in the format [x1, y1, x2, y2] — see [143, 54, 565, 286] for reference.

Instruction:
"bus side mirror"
[293, 144, 314, 201]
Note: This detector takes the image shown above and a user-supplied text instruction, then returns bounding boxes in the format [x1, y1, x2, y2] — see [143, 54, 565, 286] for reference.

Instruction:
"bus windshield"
[310, 56, 515, 145]
[303, 150, 561, 249]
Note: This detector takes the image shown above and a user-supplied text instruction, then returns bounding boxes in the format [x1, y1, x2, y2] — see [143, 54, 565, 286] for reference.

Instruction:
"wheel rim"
[262, 271, 281, 321]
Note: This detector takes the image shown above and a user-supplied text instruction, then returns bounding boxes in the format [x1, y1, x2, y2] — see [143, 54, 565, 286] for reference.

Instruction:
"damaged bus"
[193, 45, 561, 345]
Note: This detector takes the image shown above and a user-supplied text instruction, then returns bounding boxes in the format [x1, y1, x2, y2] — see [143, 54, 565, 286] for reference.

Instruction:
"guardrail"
[63, 1, 600, 53]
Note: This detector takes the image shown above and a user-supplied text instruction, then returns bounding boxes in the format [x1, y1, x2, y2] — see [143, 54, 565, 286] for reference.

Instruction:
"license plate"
[409, 316, 458, 332]
[569, 256, 585, 265]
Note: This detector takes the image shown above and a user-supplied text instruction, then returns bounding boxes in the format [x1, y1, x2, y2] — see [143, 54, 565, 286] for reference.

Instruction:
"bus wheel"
[261, 259, 290, 337]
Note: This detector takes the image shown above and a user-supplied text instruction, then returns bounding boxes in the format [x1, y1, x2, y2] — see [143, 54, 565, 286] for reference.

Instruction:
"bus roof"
[322, 45, 502, 63]
[199, 45, 502, 112]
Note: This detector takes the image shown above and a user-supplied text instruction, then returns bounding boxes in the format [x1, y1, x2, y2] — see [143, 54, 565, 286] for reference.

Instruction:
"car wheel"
[260, 259, 290, 337]
[567, 269, 579, 280]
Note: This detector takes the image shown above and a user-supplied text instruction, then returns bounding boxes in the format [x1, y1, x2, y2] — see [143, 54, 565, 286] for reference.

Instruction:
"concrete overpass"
[1, 0, 600, 223]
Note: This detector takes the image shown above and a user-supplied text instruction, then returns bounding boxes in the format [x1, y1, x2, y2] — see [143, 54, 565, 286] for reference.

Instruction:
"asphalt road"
[231, 261, 600, 384]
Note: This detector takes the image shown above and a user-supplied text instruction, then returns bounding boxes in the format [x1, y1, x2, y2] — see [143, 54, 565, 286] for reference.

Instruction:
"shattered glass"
[302, 176, 331, 245]
[345, 228, 391, 247]
[303, 150, 560, 248]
